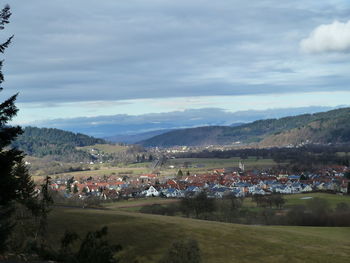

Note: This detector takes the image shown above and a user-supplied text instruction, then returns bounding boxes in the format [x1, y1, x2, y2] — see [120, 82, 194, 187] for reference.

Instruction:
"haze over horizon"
[2, 0, 350, 128]
[26, 105, 347, 138]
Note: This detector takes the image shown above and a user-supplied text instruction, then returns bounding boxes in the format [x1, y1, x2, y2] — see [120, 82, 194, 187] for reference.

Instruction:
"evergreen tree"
[13, 162, 40, 215]
[0, 4, 35, 252]
[66, 181, 72, 193]
[300, 174, 308, 180]
[82, 187, 88, 194]
[73, 183, 79, 194]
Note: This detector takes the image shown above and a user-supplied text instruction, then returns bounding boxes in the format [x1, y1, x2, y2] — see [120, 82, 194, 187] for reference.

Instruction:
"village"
[46, 162, 350, 201]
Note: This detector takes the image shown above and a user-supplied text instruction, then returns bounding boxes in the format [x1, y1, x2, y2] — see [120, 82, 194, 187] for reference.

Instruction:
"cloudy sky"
[2, 0, 350, 125]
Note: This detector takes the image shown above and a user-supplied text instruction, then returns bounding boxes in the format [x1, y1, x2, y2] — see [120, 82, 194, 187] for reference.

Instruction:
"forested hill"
[139, 107, 350, 147]
[12, 127, 106, 161]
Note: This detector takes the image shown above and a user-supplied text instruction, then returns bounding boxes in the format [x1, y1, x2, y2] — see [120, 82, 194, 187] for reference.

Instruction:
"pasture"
[48, 206, 350, 263]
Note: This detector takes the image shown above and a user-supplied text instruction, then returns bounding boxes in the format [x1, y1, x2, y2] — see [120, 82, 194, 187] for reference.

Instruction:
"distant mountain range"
[105, 123, 245, 144]
[139, 107, 350, 147]
[14, 107, 350, 152]
[105, 129, 173, 144]
[28, 106, 340, 139]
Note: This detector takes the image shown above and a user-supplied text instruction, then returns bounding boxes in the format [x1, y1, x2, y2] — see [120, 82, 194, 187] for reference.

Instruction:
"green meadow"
[37, 156, 280, 180]
[48, 207, 350, 263]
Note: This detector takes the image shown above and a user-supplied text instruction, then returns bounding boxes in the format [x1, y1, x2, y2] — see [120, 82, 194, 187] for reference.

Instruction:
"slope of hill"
[12, 127, 107, 162]
[105, 129, 173, 144]
[139, 107, 350, 147]
[49, 207, 350, 263]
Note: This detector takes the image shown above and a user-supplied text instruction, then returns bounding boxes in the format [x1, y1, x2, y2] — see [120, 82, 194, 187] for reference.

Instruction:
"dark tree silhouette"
[0, 4, 32, 252]
[76, 226, 122, 263]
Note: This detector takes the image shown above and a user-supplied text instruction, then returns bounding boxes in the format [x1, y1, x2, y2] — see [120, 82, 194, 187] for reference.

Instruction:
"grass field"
[283, 193, 350, 208]
[100, 193, 350, 214]
[167, 157, 279, 171]
[33, 156, 283, 179]
[239, 193, 350, 208]
[48, 167, 152, 179]
[48, 207, 350, 263]
[77, 144, 130, 154]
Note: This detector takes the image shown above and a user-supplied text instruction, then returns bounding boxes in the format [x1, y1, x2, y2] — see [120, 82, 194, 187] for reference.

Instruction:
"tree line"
[140, 193, 350, 227]
[176, 144, 350, 172]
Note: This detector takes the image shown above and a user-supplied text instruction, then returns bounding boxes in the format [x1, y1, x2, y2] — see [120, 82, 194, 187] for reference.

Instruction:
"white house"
[143, 186, 159, 197]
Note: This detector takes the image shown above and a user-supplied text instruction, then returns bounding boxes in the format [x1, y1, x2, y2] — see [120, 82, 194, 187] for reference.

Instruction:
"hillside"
[49, 207, 350, 263]
[105, 129, 172, 144]
[12, 127, 106, 162]
[139, 107, 350, 147]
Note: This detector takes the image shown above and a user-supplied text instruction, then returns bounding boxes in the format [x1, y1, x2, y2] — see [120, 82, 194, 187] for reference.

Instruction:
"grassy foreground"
[48, 207, 350, 263]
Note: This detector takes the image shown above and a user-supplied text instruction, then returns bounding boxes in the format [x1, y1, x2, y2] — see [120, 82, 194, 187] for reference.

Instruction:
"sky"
[1, 0, 350, 126]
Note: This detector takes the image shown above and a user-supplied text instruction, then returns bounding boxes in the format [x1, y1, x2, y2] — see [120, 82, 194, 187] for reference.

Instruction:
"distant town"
[44, 162, 350, 201]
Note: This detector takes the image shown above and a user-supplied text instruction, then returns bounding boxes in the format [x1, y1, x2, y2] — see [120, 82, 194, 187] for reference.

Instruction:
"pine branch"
[0, 35, 13, 53]
[0, 4, 11, 30]
[0, 60, 4, 84]
[0, 94, 19, 124]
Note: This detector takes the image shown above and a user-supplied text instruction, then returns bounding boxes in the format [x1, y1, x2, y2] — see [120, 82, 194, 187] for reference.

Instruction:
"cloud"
[1, 0, 349, 112]
[301, 20, 350, 53]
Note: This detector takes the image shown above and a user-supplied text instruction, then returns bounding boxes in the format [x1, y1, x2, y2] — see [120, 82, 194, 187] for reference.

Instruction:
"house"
[186, 186, 201, 192]
[143, 186, 160, 197]
[211, 187, 229, 198]
[301, 184, 313, 192]
[232, 189, 245, 197]
[315, 182, 325, 190]
[290, 182, 302, 193]
[252, 187, 266, 195]
[340, 183, 348, 194]
[162, 188, 184, 198]
[274, 185, 293, 194]
[185, 186, 201, 196]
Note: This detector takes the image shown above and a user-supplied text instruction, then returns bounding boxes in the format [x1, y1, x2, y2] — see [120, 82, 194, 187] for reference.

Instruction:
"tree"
[228, 196, 243, 210]
[66, 181, 72, 193]
[177, 169, 183, 178]
[344, 171, 350, 180]
[180, 192, 215, 218]
[37, 176, 53, 243]
[272, 194, 285, 209]
[76, 226, 122, 263]
[192, 191, 215, 217]
[300, 174, 308, 180]
[13, 162, 40, 215]
[0, 4, 36, 252]
[73, 184, 79, 194]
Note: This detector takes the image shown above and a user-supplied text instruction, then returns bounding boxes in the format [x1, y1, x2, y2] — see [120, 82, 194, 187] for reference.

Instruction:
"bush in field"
[36, 227, 122, 263]
[253, 194, 285, 209]
[139, 203, 179, 216]
[159, 239, 201, 263]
